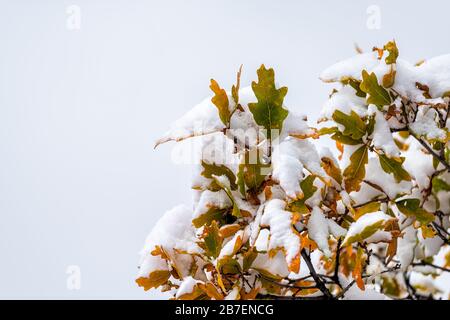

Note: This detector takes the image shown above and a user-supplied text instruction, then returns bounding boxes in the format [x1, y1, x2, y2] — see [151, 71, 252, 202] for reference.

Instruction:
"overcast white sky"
[1, 0, 450, 299]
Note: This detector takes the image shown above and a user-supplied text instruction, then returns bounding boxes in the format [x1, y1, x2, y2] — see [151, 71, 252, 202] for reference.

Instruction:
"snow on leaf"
[409, 108, 447, 142]
[218, 230, 244, 259]
[140, 205, 201, 262]
[248, 65, 289, 140]
[288, 175, 317, 213]
[307, 207, 332, 257]
[341, 211, 395, 246]
[212, 175, 241, 218]
[343, 144, 369, 192]
[368, 105, 401, 157]
[201, 161, 237, 190]
[320, 52, 382, 83]
[193, 190, 232, 224]
[360, 70, 392, 108]
[155, 98, 224, 147]
[260, 199, 301, 268]
[176, 276, 202, 299]
[272, 138, 327, 199]
[397, 225, 417, 270]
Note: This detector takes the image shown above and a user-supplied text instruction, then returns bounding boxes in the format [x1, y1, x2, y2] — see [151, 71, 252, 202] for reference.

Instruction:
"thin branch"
[301, 249, 334, 299]
[412, 262, 450, 273]
[432, 222, 450, 245]
[258, 273, 317, 290]
[411, 133, 450, 171]
[332, 238, 343, 288]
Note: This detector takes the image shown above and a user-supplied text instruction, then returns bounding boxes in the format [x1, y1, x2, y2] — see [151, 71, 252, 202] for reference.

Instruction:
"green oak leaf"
[192, 207, 230, 228]
[360, 70, 392, 108]
[332, 110, 367, 141]
[342, 77, 366, 98]
[248, 65, 289, 140]
[378, 155, 411, 183]
[343, 145, 369, 192]
[384, 41, 399, 65]
[432, 177, 450, 194]
[202, 221, 223, 259]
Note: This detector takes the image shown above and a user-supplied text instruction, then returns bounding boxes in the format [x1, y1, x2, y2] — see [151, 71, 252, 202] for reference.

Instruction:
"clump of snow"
[252, 251, 290, 278]
[342, 211, 394, 245]
[307, 207, 332, 257]
[320, 52, 388, 83]
[138, 205, 201, 278]
[354, 156, 412, 200]
[308, 207, 347, 257]
[321, 85, 367, 119]
[175, 276, 200, 298]
[272, 138, 327, 199]
[368, 105, 401, 157]
[409, 108, 447, 141]
[415, 54, 450, 97]
[321, 52, 450, 105]
[260, 199, 300, 265]
[193, 190, 232, 219]
[156, 98, 224, 146]
[219, 230, 246, 259]
[255, 229, 270, 252]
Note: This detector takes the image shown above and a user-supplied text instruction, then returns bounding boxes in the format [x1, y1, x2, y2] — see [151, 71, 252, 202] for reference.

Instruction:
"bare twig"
[301, 249, 334, 299]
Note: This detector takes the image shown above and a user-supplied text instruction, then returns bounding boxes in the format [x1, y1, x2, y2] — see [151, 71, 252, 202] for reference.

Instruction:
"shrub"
[137, 41, 450, 300]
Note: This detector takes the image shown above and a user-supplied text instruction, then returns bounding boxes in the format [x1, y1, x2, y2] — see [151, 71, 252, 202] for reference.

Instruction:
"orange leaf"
[198, 283, 224, 300]
[289, 252, 301, 273]
[219, 224, 241, 238]
[136, 270, 171, 291]
[336, 141, 344, 160]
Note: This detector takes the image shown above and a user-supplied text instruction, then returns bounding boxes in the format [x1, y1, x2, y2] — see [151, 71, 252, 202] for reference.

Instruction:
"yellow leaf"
[198, 283, 224, 300]
[210, 79, 230, 126]
[354, 202, 380, 219]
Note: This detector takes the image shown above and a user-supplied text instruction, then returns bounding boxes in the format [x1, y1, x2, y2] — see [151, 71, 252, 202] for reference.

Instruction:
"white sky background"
[1, 0, 450, 299]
